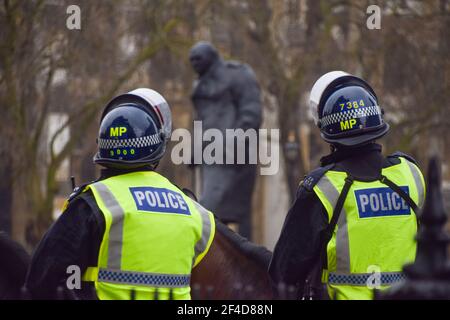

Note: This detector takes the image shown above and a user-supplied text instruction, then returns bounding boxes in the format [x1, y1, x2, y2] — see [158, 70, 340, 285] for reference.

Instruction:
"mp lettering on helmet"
[355, 187, 411, 218]
[309, 71, 389, 147]
[110, 127, 127, 137]
[130, 187, 190, 215]
[340, 119, 357, 131]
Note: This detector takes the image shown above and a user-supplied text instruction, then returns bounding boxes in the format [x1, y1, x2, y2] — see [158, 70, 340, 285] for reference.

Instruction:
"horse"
[191, 218, 274, 300]
[0, 220, 274, 300]
[0, 232, 30, 299]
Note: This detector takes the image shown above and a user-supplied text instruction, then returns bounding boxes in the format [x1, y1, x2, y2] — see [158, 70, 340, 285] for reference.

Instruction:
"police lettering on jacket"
[130, 187, 190, 215]
[355, 186, 411, 218]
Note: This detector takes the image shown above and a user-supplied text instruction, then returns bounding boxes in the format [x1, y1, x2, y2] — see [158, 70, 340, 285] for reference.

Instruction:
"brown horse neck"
[191, 226, 274, 299]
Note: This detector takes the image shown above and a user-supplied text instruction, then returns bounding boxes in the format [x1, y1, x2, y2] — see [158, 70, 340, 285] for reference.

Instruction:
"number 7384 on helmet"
[309, 71, 389, 147]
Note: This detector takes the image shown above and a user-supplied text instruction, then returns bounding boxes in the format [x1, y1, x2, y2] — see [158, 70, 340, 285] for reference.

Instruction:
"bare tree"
[0, 0, 179, 246]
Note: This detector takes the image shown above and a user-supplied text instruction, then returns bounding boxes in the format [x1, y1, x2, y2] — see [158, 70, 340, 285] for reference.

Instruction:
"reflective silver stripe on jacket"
[316, 175, 350, 273]
[192, 201, 213, 265]
[328, 272, 405, 286]
[98, 269, 190, 287]
[92, 182, 125, 269]
[405, 161, 425, 208]
[91, 181, 206, 287]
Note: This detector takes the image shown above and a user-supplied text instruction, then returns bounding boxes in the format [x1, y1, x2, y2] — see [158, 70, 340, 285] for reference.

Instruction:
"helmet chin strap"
[150, 162, 159, 170]
[330, 144, 337, 153]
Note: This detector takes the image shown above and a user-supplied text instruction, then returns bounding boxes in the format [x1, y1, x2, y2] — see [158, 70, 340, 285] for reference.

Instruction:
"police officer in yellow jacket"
[26, 89, 215, 300]
[269, 72, 425, 300]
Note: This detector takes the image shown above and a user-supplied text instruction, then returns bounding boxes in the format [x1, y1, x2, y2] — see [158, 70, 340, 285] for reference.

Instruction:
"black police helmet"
[94, 89, 172, 169]
[310, 71, 389, 147]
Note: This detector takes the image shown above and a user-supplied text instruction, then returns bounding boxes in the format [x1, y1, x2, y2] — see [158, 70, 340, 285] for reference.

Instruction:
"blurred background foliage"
[0, 0, 448, 249]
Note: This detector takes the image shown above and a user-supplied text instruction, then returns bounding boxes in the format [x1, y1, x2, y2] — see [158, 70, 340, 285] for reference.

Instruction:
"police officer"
[268, 71, 425, 300]
[26, 89, 215, 300]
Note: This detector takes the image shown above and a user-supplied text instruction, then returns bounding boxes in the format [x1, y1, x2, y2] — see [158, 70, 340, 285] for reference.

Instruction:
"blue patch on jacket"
[130, 187, 190, 215]
[355, 187, 411, 218]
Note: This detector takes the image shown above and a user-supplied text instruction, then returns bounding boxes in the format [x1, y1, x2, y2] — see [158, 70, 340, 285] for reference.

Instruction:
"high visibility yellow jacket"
[313, 157, 425, 300]
[80, 171, 215, 300]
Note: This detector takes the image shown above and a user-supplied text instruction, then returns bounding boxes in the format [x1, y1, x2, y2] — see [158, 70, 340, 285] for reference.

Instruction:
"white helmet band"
[309, 71, 351, 125]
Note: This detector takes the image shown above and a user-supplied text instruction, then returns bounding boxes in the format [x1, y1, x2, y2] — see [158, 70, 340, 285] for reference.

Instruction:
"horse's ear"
[181, 187, 198, 201]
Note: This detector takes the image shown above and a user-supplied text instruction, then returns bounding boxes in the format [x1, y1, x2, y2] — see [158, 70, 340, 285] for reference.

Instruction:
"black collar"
[320, 143, 382, 167]
[320, 143, 385, 180]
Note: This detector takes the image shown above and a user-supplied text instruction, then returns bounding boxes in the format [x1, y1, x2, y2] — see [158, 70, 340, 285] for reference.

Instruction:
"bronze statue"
[189, 41, 262, 240]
